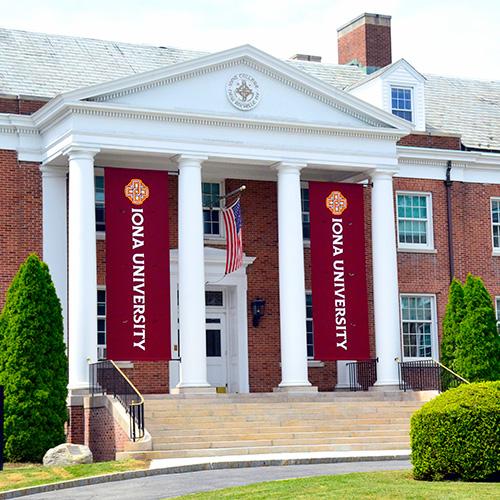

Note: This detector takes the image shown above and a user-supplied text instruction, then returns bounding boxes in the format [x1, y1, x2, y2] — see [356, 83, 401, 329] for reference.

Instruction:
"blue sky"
[2, 0, 499, 80]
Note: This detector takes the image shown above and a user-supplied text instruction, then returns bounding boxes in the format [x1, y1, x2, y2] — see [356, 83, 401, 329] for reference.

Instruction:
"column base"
[273, 385, 318, 393]
[171, 386, 217, 395]
[370, 383, 401, 392]
[67, 387, 90, 406]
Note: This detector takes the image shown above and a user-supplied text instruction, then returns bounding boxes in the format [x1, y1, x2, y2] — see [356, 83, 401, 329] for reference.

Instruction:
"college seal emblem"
[124, 178, 150, 205]
[326, 191, 348, 216]
[226, 73, 261, 110]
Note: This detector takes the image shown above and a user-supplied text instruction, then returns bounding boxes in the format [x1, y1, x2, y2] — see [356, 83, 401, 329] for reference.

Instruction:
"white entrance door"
[206, 312, 227, 390]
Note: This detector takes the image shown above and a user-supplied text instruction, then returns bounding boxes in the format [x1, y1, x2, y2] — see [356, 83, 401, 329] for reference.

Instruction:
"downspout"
[445, 161, 455, 282]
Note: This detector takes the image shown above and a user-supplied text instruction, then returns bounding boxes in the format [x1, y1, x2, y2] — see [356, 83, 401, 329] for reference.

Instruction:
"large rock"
[43, 443, 93, 466]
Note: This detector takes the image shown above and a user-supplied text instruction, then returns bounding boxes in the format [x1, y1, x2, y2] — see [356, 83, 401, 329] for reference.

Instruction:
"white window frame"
[202, 180, 225, 241]
[301, 181, 310, 244]
[305, 290, 314, 359]
[491, 197, 500, 255]
[97, 286, 106, 360]
[396, 191, 434, 251]
[390, 86, 414, 123]
[95, 169, 105, 239]
[400, 293, 438, 361]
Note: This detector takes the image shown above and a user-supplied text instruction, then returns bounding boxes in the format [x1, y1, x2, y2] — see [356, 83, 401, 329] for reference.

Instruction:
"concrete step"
[152, 428, 409, 444]
[144, 416, 412, 430]
[118, 441, 411, 460]
[153, 434, 409, 451]
[147, 422, 410, 436]
[144, 402, 421, 418]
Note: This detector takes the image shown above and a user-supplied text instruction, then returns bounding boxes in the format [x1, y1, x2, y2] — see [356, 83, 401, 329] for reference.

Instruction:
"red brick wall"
[0, 151, 42, 310]
[122, 362, 169, 394]
[0, 97, 47, 114]
[84, 405, 128, 461]
[338, 22, 391, 69]
[66, 406, 85, 444]
[398, 134, 462, 150]
[394, 177, 500, 346]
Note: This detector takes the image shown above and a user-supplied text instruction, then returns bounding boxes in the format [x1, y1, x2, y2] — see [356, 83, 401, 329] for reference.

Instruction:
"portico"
[34, 44, 411, 395]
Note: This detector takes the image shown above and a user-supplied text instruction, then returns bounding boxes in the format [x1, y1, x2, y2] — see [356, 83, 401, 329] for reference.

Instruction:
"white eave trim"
[397, 145, 500, 169]
[41, 101, 408, 140]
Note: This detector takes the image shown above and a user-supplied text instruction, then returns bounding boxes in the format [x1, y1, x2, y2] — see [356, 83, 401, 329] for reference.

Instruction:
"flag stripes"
[222, 198, 243, 274]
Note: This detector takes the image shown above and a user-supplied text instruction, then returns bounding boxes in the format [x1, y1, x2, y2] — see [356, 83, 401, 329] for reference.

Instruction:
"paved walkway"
[24, 460, 411, 499]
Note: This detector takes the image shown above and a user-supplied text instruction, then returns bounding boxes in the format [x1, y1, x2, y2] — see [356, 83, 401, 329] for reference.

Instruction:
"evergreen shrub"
[411, 382, 500, 481]
[0, 254, 68, 462]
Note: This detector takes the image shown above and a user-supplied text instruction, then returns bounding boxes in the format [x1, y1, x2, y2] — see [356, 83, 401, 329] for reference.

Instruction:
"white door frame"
[169, 247, 255, 393]
[205, 309, 227, 389]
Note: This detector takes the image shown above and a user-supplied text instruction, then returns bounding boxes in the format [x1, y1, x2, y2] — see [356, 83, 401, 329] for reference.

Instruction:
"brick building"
[0, 12, 499, 410]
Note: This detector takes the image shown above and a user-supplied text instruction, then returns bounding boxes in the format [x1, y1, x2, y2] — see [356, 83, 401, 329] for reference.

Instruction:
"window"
[202, 182, 222, 237]
[391, 87, 413, 121]
[95, 175, 105, 232]
[396, 192, 434, 249]
[301, 185, 310, 240]
[306, 292, 314, 358]
[400, 295, 437, 360]
[97, 288, 106, 360]
[492, 198, 500, 252]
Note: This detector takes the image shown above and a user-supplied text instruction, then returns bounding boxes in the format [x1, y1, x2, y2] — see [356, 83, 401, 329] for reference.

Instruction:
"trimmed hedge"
[411, 382, 500, 481]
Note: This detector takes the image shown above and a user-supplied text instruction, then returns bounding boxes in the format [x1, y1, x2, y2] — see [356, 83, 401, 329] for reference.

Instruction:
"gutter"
[444, 160, 455, 282]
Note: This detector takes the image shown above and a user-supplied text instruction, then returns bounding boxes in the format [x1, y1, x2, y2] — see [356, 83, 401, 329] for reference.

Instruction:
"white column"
[371, 169, 401, 386]
[175, 155, 213, 393]
[66, 148, 99, 390]
[276, 162, 315, 391]
[40, 166, 68, 344]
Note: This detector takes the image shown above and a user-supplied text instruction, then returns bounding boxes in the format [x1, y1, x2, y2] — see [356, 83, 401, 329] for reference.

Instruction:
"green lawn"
[0, 459, 148, 492]
[175, 470, 500, 499]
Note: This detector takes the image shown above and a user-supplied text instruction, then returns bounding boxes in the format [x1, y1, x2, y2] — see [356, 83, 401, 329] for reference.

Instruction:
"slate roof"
[1, 27, 499, 151]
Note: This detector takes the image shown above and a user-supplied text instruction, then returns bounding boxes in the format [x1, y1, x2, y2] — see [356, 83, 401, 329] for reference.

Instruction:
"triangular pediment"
[57, 45, 412, 132]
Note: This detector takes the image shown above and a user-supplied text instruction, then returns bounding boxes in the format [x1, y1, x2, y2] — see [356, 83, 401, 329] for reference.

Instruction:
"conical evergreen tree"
[441, 278, 465, 371]
[454, 274, 500, 382]
[0, 254, 68, 462]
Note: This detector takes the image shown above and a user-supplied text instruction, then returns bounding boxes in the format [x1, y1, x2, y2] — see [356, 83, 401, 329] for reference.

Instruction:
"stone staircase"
[117, 391, 435, 460]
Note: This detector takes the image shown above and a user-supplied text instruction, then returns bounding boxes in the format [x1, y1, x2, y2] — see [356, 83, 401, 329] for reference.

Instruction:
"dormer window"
[391, 87, 413, 122]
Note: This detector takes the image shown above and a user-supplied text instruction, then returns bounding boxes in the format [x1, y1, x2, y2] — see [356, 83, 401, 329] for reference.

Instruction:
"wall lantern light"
[251, 298, 266, 327]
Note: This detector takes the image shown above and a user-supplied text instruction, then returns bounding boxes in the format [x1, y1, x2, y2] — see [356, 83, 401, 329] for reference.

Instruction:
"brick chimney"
[337, 13, 391, 74]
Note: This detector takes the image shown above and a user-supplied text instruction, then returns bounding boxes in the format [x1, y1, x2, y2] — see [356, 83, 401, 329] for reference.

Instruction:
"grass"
[0, 459, 148, 492]
[175, 470, 500, 499]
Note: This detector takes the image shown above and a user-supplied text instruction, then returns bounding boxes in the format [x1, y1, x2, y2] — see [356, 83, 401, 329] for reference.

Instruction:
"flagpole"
[219, 185, 246, 201]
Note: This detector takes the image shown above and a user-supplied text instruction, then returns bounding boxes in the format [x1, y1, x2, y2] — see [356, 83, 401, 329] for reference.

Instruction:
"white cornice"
[397, 145, 500, 169]
[35, 101, 407, 141]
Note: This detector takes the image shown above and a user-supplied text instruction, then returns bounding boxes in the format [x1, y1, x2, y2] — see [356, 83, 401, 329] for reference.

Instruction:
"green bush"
[0, 254, 68, 462]
[454, 275, 500, 382]
[411, 382, 500, 481]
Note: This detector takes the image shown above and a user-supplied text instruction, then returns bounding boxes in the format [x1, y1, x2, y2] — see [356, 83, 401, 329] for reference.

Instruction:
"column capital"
[273, 161, 307, 173]
[370, 168, 398, 180]
[40, 165, 68, 177]
[175, 154, 209, 168]
[62, 146, 100, 161]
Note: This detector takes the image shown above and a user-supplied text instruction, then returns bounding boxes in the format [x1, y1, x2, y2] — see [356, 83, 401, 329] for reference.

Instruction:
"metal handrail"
[346, 359, 378, 391]
[431, 358, 470, 384]
[395, 357, 469, 392]
[89, 360, 145, 442]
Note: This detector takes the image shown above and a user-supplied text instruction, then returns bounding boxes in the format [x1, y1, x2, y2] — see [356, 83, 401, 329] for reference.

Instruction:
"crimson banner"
[105, 168, 171, 361]
[309, 182, 369, 360]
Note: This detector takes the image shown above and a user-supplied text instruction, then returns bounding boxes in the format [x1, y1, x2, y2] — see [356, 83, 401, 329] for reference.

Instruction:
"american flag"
[222, 198, 243, 274]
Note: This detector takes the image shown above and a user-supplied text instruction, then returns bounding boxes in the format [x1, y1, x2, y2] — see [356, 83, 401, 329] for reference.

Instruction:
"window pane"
[205, 291, 224, 306]
[401, 295, 434, 359]
[206, 329, 221, 357]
